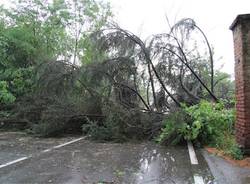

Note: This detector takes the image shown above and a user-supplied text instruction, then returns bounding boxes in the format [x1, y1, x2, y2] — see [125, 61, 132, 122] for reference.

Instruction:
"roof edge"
[230, 14, 250, 30]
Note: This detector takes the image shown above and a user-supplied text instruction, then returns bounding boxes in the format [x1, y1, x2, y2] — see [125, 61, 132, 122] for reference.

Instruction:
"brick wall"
[230, 14, 250, 150]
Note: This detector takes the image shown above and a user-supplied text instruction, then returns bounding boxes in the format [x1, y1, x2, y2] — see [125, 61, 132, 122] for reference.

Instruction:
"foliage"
[0, 0, 112, 64]
[215, 131, 243, 160]
[82, 102, 163, 142]
[29, 101, 78, 136]
[20, 95, 86, 137]
[0, 81, 16, 104]
[0, 0, 112, 133]
[155, 110, 188, 145]
[157, 101, 242, 159]
[0, 67, 34, 97]
[182, 101, 235, 144]
[214, 71, 235, 102]
[0, 0, 237, 151]
[83, 103, 143, 142]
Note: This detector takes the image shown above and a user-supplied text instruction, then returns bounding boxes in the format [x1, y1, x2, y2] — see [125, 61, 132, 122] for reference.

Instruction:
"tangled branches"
[14, 18, 221, 139]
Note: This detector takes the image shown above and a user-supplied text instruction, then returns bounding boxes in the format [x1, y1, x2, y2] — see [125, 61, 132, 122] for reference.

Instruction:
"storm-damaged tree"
[24, 18, 227, 138]
[92, 19, 218, 109]
[0, 1, 233, 139]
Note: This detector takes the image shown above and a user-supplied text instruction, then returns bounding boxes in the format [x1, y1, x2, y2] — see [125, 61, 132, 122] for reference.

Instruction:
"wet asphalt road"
[0, 132, 213, 184]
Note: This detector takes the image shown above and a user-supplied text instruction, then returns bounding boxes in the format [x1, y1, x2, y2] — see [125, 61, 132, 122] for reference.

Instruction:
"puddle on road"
[0, 133, 213, 184]
[62, 141, 213, 184]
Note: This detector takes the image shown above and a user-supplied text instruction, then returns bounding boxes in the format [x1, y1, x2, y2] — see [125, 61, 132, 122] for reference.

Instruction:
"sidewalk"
[203, 150, 250, 184]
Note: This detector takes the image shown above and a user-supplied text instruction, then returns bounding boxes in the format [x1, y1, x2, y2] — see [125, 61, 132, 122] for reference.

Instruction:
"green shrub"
[183, 100, 235, 145]
[0, 81, 16, 104]
[0, 67, 34, 98]
[155, 110, 187, 145]
[155, 109, 203, 145]
[157, 100, 242, 159]
[215, 131, 243, 160]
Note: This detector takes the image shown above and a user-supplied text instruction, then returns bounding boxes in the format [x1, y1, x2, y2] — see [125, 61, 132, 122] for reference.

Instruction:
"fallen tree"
[1, 18, 235, 140]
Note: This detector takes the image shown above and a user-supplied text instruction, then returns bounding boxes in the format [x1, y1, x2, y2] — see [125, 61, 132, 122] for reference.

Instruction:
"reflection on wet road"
[0, 132, 213, 184]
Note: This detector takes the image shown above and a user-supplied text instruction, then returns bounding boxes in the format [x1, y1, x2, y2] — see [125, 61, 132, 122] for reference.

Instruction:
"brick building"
[230, 14, 250, 153]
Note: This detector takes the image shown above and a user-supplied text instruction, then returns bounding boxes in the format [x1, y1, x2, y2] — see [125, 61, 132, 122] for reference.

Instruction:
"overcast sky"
[109, 0, 250, 77]
[1, 0, 249, 76]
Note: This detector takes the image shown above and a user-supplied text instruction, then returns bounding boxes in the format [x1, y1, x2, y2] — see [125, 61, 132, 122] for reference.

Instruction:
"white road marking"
[187, 141, 198, 165]
[194, 174, 205, 184]
[41, 148, 52, 153]
[53, 137, 85, 149]
[0, 156, 29, 169]
[0, 136, 207, 184]
[0, 137, 86, 169]
[187, 141, 206, 184]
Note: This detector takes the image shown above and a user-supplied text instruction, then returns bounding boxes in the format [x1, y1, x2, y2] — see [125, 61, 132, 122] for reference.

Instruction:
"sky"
[108, 0, 250, 77]
[1, 0, 249, 77]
